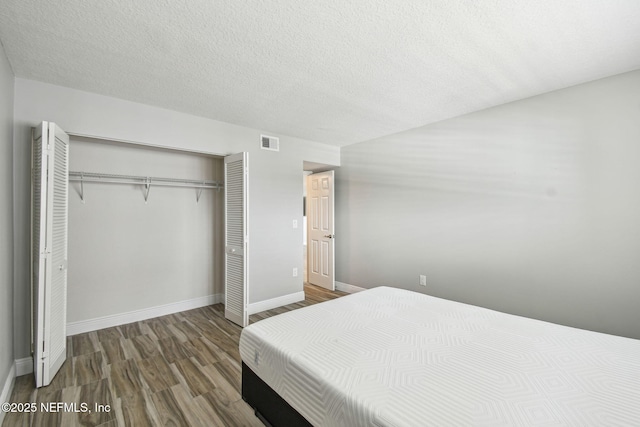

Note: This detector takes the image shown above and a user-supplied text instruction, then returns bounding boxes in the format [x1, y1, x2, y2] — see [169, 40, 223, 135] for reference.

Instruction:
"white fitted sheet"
[239, 287, 640, 426]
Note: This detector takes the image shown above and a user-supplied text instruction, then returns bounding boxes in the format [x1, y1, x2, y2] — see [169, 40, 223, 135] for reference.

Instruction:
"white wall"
[336, 70, 640, 339]
[13, 78, 340, 359]
[0, 40, 15, 410]
[67, 138, 223, 323]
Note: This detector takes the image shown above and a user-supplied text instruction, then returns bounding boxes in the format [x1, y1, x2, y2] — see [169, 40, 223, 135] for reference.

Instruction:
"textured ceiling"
[1, 1, 640, 146]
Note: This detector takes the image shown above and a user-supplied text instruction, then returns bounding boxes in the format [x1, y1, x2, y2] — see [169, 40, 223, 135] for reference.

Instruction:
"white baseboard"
[15, 357, 33, 376]
[67, 293, 223, 336]
[335, 281, 366, 293]
[1, 363, 16, 424]
[247, 291, 305, 315]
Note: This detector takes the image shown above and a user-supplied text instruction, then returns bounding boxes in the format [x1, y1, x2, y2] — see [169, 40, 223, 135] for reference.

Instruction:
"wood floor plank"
[150, 388, 190, 427]
[32, 388, 63, 427]
[172, 358, 217, 397]
[166, 312, 186, 324]
[108, 395, 125, 426]
[200, 390, 240, 427]
[137, 355, 179, 393]
[100, 339, 127, 365]
[211, 359, 241, 392]
[144, 319, 173, 340]
[1, 409, 32, 427]
[96, 326, 123, 343]
[201, 391, 264, 427]
[170, 384, 226, 427]
[231, 399, 267, 427]
[118, 322, 143, 339]
[208, 315, 241, 338]
[183, 316, 216, 336]
[109, 359, 144, 399]
[170, 321, 201, 342]
[72, 332, 99, 356]
[164, 324, 189, 342]
[76, 378, 115, 426]
[119, 391, 155, 427]
[58, 385, 80, 427]
[199, 364, 241, 403]
[7, 374, 35, 402]
[130, 335, 160, 360]
[74, 351, 104, 386]
[119, 338, 141, 361]
[183, 337, 222, 367]
[193, 395, 227, 427]
[2, 375, 35, 427]
[158, 336, 192, 364]
[198, 329, 241, 363]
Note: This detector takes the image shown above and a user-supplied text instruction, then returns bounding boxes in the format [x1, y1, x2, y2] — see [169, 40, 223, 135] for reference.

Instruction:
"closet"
[64, 136, 224, 329]
[31, 123, 248, 386]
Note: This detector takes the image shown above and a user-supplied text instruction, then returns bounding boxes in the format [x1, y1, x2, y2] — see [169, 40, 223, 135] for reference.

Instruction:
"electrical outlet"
[293, 268, 298, 277]
[419, 275, 427, 286]
[293, 219, 298, 229]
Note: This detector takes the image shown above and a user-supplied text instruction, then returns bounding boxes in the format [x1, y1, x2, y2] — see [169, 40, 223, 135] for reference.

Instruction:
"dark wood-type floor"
[2, 284, 346, 427]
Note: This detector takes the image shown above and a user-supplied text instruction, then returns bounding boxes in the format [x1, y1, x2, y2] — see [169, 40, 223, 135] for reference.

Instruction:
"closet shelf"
[68, 171, 223, 203]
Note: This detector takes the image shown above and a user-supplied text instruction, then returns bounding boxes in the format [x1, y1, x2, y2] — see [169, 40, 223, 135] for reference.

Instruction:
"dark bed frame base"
[242, 362, 312, 427]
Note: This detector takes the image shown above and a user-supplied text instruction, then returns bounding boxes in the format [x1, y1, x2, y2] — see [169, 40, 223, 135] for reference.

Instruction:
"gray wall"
[336, 70, 640, 339]
[13, 78, 340, 359]
[67, 138, 223, 323]
[0, 41, 14, 393]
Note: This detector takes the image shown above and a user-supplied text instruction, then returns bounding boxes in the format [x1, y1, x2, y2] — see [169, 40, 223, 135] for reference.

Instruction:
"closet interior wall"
[67, 137, 223, 324]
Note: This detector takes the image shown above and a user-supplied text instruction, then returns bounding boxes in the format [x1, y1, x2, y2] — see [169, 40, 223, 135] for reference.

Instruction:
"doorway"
[303, 162, 336, 291]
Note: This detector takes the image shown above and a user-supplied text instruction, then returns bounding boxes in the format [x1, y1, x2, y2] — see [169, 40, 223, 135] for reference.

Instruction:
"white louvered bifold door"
[32, 122, 69, 388]
[224, 152, 249, 327]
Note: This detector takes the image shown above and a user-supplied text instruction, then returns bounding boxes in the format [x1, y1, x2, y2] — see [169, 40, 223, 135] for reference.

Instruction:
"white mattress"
[239, 287, 640, 426]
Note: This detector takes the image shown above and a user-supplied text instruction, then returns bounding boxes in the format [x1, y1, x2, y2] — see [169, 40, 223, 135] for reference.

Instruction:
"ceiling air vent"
[260, 134, 279, 151]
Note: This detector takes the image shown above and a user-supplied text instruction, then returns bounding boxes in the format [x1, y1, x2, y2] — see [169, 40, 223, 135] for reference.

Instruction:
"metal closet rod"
[68, 171, 223, 203]
[69, 171, 222, 188]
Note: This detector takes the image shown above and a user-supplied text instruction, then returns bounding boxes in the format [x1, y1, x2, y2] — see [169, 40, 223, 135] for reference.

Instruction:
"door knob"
[324, 234, 335, 239]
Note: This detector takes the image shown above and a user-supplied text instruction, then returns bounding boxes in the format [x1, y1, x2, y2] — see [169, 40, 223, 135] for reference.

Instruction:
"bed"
[239, 287, 640, 426]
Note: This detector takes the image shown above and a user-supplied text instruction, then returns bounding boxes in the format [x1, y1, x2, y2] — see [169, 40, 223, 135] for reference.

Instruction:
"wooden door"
[306, 171, 335, 290]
